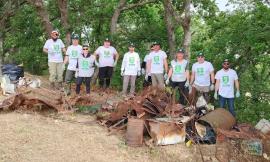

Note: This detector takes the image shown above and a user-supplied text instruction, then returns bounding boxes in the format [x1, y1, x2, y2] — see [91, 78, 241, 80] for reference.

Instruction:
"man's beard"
[52, 38, 58, 41]
[223, 67, 229, 70]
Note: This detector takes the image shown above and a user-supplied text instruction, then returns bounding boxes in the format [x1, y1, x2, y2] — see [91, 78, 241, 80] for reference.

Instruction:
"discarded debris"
[0, 88, 71, 112]
[255, 118, 270, 134]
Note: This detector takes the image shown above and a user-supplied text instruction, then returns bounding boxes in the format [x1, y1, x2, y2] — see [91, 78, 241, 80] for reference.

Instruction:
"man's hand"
[164, 73, 168, 80]
[75, 69, 79, 78]
[184, 81, 189, 88]
[165, 79, 170, 85]
[137, 70, 141, 76]
[214, 91, 218, 100]
[141, 69, 145, 75]
[145, 74, 148, 81]
[113, 61, 117, 67]
[236, 90, 240, 98]
[210, 84, 215, 91]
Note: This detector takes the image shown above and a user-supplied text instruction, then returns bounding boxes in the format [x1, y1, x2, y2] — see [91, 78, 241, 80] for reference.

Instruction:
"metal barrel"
[198, 108, 236, 131]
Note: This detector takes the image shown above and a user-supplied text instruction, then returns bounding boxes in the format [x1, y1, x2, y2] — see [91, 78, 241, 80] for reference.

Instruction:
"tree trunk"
[27, 0, 53, 37]
[182, 0, 191, 61]
[163, 0, 176, 57]
[110, 0, 126, 35]
[57, 0, 71, 46]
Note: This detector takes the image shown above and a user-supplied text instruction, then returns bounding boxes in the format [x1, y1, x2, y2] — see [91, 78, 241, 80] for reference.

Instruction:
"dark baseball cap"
[176, 49, 185, 54]
[104, 38, 111, 42]
[197, 52, 204, 57]
[129, 43, 135, 47]
[153, 42, 160, 46]
[72, 34, 79, 39]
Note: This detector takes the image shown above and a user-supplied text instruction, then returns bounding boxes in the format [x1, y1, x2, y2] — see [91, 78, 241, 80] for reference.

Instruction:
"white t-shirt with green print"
[215, 69, 238, 98]
[121, 52, 141, 76]
[77, 54, 95, 77]
[95, 46, 117, 67]
[148, 50, 167, 74]
[66, 45, 82, 71]
[170, 59, 189, 82]
[192, 61, 214, 86]
[43, 39, 65, 63]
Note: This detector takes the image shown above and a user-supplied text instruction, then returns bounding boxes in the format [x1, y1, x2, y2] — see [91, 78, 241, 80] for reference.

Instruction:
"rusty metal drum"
[126, 118, 144, 147]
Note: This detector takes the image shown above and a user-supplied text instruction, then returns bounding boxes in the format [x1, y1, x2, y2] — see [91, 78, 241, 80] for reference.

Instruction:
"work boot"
[50, 82, 55, 90]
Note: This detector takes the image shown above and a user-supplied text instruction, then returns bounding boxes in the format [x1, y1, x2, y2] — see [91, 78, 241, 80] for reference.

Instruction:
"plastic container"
[255, 119, 270, 134]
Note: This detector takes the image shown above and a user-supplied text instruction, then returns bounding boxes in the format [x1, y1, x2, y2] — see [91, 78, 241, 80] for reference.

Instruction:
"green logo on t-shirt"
[197, 67, 204, 76]
[129, 57, 135, 66]
[53, 44, 60, 52]
[82, 60, 89, 69]
[153, 56, 160, 64]
[175, 65, 182, 73]
[222, 76, 229, 86]
[104, 51, 110, 58]
[71, 50, 78, 57]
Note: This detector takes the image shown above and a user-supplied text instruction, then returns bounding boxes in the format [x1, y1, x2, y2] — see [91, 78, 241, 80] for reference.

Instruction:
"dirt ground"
[0, 112, 218, 162]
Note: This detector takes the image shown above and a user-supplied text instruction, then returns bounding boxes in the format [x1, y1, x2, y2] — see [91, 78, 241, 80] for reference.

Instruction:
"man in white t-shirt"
[120, 43, 141, 97]
[146, 42, 168, 89]
[94, 38, 119, 89]
[190, 52, 215, 102]
[214, 59, 240, 116]
[63, 34, 82, 95]
[43, 30, 66, 89]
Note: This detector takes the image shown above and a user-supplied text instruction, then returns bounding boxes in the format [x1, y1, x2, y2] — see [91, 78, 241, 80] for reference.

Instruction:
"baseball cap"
[197, 52, 204, 57]
[129, 43, 135, 47]
[51, 29, 59, 35]
[72, 34, 79, 39]
[104, 38, 111, 42]
[153, 42, 160, 46]
[176, 49, 185, 54]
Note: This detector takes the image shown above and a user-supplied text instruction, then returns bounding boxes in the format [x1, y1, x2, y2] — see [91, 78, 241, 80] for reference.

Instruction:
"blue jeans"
[219, 95, 235, 116]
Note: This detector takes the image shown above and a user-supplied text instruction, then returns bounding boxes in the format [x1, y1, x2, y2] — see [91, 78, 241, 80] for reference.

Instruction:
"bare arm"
[215, 79, 220, 92]
[210, 71, 215, 84]
[185, 70, 190, 82]
[167, 68, 173, 79]
[63, 55, 69, 64]
[146, 60, 151, 75]
[235, 79, 240, 91]
[115, 52, 119, 62]
[62, 47, 66, 53]
[43, 48, 48, 54]
[163, 59, 168, 74]
[190, 71, 195, 85]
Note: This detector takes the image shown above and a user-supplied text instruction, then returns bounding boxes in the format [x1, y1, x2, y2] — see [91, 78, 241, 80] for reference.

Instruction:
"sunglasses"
[223, 63, 230, 65]
[83, 48, 88, 50]
[197, 56, 204, 58]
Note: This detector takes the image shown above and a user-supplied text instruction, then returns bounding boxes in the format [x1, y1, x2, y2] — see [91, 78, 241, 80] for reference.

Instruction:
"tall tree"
[110, 0, 156, 35]
[57, 0, 71, 45]
[26, 0, 53, 37]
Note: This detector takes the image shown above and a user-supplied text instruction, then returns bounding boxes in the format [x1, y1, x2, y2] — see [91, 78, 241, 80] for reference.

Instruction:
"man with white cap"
[43, 30, 66, 89]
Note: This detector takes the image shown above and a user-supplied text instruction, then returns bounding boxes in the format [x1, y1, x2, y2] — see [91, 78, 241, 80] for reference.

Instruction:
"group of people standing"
[43, 30, 240, 116]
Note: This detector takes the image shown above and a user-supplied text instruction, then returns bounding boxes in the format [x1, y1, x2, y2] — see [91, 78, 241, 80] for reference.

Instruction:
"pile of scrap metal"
[96, 87, 218, 146]
[0, 88, 72, 112]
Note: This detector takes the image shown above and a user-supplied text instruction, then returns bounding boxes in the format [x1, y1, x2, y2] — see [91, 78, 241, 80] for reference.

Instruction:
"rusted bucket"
[126, 118, 144, 147]
[198, 108, 236, 131]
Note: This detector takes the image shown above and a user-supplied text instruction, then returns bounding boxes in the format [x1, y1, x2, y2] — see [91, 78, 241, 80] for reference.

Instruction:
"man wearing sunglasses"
[43, 30, 66, 89]
[63, 34, 82, 95]
[94, 38, 119, 90]
[214, 59, 240, 116]
[190, 52, 215, 102]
